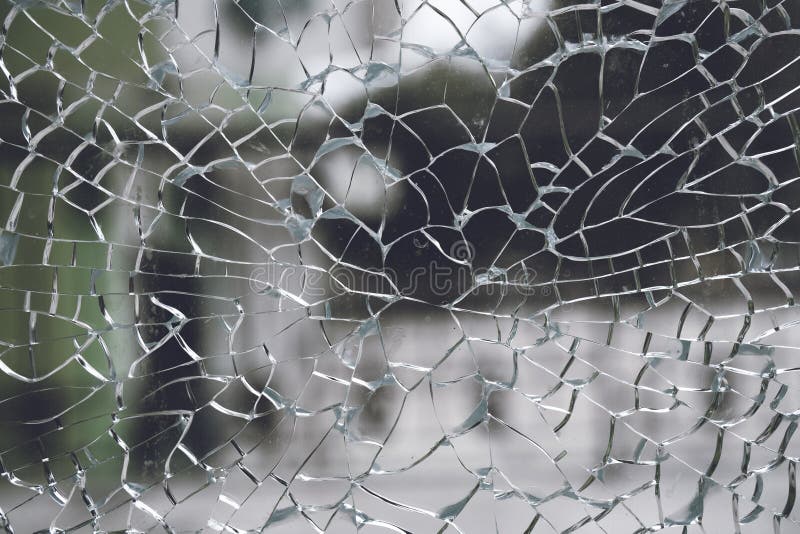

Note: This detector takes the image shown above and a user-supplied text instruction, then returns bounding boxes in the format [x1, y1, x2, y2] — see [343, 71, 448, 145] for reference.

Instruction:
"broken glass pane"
[1, 0, 800, 532]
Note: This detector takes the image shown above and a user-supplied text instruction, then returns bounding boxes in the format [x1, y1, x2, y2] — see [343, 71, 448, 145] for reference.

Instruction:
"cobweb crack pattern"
[1, 0, 800, 532]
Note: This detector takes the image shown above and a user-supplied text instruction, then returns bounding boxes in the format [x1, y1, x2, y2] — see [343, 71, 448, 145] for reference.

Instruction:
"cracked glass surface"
[2, 0, 800, 532]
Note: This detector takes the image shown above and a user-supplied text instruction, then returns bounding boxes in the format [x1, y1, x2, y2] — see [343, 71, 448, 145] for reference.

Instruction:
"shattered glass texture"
[3, 0, 800, 532]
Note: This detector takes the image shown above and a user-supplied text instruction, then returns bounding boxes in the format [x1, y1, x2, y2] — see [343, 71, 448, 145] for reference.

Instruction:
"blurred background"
[1, 0, 800, 532]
